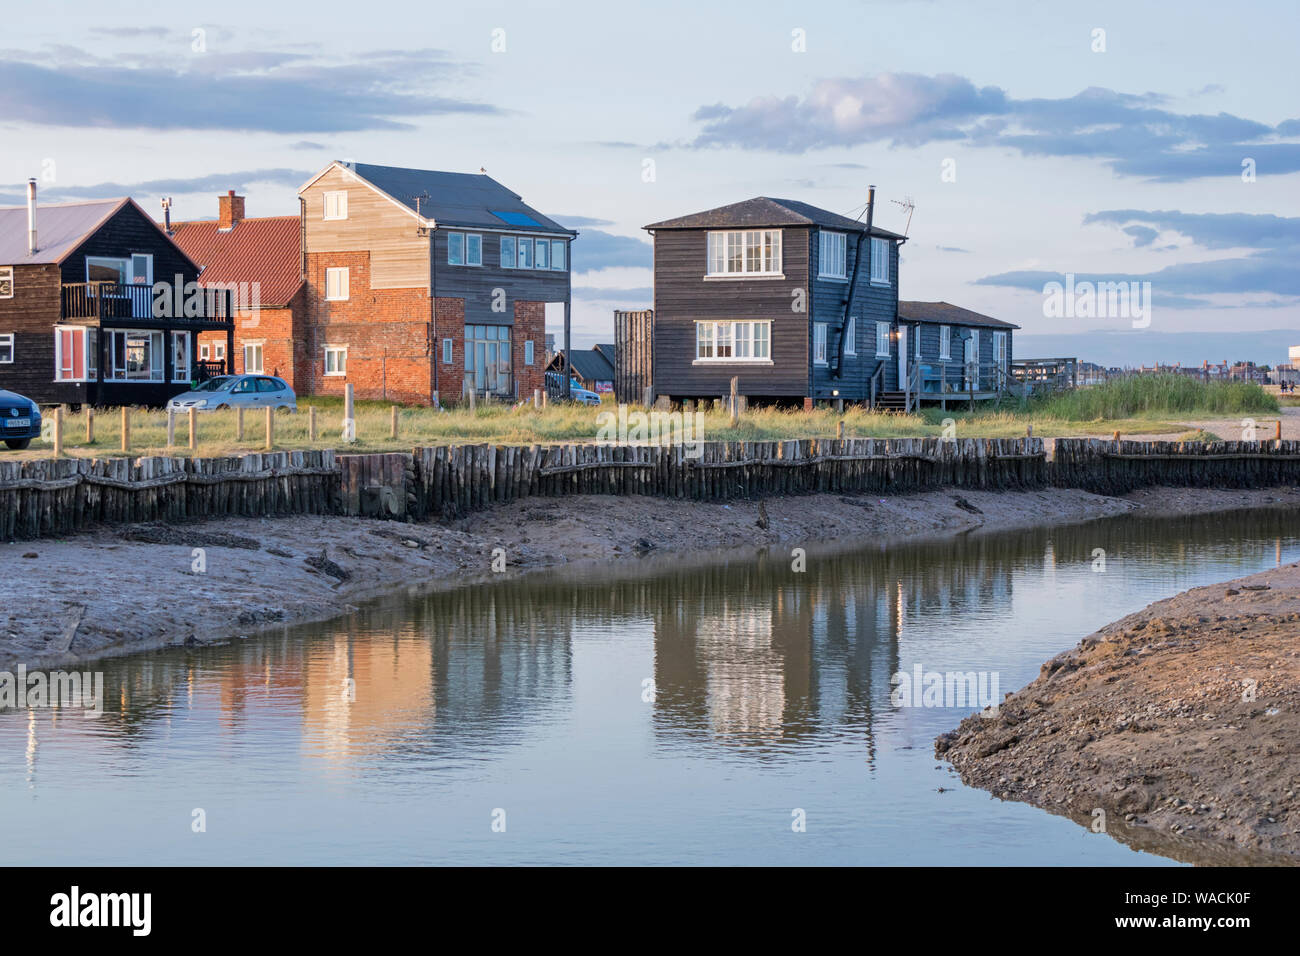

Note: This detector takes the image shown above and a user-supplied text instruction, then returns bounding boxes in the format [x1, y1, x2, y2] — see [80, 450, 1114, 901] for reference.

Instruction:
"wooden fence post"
[390, 405, 399, 439]
[85, 406, 94, 444]
[1112, 430, 1120, 441]
[265, 405, 274, 450]
[120, 407, 130, 453]
[236, 406, 245, 442]
[343, 382, 356, 443]
[1277, 420, 1283, 441]
[465, 375, 476, 413]
[836, 420, 845, 440]
[533, 388, 541, 409]
[188, 407, 197, 452]
[729, 376, 739, 426]
[52, 406, 63, 456]
[308, 405, 317, 441]
[166, 409, 176, 448]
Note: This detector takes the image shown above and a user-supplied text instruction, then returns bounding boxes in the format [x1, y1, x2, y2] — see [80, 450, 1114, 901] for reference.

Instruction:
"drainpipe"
[833, 185, 873, 381]
[26, 178, 37, 255]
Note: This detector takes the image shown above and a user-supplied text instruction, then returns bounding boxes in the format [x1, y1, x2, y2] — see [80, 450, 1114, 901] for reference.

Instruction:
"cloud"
[554, 215, 616, 227]
[571, 285, 652, 303]
[571, 229, 652, 272]
[0, 48, 500, 132]
[0, 169, 312, 205]
[1122, 225, 1159, 247]
[289, 140, 328, 151]
[687, 73, 1300, 181]
[1083, 209, 1300, 250]
[936, 244, 970, 253]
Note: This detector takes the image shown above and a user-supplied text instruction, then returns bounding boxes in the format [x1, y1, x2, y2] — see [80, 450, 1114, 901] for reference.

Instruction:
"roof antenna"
[891, 196, 916, 236]
[479, 167, 487, 174]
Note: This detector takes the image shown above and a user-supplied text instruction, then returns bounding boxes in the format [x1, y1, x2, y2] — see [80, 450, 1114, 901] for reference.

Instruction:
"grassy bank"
[3, 375, 1277, 459]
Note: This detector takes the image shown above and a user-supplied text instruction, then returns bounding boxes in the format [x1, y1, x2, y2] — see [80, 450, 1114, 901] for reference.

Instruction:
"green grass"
[1174, 428, 1223, 443]
[1026, 374, 1278, 420]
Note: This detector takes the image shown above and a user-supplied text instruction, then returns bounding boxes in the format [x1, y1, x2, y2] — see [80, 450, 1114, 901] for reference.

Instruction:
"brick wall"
[196, 296, 304, 389]
[0, 263, 68, 402]
[432, 296, 464, 402]
[513, 300, 546, 400]
[303, 251, 433, 404]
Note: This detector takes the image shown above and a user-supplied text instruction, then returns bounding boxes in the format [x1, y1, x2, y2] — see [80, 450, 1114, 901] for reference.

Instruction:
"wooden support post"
[236, 406, 245, 442]
[343, 382, 356, 443]
[308, 405, 317, 441]
[729, 376, 739, 426]
[85, 406, 94, 444]
[390, 405, 399, 440]
[52, 406, 63, 456]
[541, 389, 547, 409]
[166, 409, 176, 448]
[120, 407, 130, 453]
[264, 405, 274, 450]
[533, 388, 541, 409]
[188, 407, 197, 452]
[1112, 430, 1121, 442]
[1276, 419, 1283, 441]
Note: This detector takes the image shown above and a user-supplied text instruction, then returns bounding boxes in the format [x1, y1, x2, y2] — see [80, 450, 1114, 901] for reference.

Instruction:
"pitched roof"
[552, 348, 615, 382]
[898, 301, 1020, 330]
[313, 162, 576, 236]
[0, 197, 128, 265]
[168, 216, 304, 307]
[644, 196, 906, 240]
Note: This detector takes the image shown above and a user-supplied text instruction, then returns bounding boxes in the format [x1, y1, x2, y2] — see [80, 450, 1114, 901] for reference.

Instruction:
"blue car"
[0, 389, 42, 450]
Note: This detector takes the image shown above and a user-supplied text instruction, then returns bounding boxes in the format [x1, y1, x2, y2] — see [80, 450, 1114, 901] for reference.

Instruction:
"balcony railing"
[61, 282, 233, 324]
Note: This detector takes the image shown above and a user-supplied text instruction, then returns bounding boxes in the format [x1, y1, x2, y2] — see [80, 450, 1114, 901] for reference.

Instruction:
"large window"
[98, 329, 161, 381]
[550, 240, 565, 271]
[870, 237, 890, 284]
[325, 345, 347, 376]
[325, 267, 349, 301]
[875, 321, 891, 358]
[244, 342, 264, 374]
[695, 320, 772, 362]
[939, 325, 952, 360]
[813, 323, 828, 365]
[819, 231, 847, 279]
[448, 232, 482, 266]
[465, 324, 512, 394]
[706, 230, 782, 277]
[498, 235, 566, 270]
[54, 326, 98, 381]
[323, 191, 348, 220]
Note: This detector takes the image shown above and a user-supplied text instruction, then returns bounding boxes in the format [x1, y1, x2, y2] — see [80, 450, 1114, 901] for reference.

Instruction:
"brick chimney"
[218, 190, 245, 230]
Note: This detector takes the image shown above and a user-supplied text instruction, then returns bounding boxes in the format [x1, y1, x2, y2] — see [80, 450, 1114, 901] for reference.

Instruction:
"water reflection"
[5, 507, 1298, 864]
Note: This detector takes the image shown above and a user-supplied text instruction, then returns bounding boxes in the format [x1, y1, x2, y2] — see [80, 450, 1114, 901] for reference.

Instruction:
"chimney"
[27, 178, 37, 255]
[218, 189, 245, 230]
[161, 197, 173, 235]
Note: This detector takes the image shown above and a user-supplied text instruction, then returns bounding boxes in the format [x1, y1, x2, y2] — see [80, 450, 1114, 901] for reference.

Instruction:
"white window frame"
[0, 333, 11, 363]
[466, 233, 482, 266]
[705, 230, 783, 278]
[199, 343, 210, 361]
[103, 329, 159, 382]
[843, 316, 857, 356]
[324, 344, 347, 377]
[516, 237, 533, 269]
[694, 320, 772, 363]
[524, 339, 535, 365]
[325, 267, 349, 301]
[323, 191, 348, 221]
[447, 232, 465, 265]
[442, 337, 454, 365]
[55, 326, 94, 382]
[875, 321, 891, 358]
[244, 341, 264, 375]
[214, 341, 226, 361]
[818, 231, 847, 280]
[870, 237, 890, 285]
[939, 325, 952, 360]
[993, 331, 1008, 371]
[813, 323, 828, 365]
[500, 236, 516, 269]
[0, 266, 14, 298]
[535, 238, 550, 270]
[550, 240, 566, 271]
[170, 331, 190, 383]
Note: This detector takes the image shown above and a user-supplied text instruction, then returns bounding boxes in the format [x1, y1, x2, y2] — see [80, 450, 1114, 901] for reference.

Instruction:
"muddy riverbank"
[5, 485, 1300, 671]
[937, 559, 1300, 864]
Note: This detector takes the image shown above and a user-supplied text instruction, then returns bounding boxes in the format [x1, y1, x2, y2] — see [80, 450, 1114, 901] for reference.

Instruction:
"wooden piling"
[85, 407, 94, 444]
[188, 407, 197, 452]
[308, 405, 317, 441]
[390, 405, 399, 440]
[343, 383, 356, 443]
[52, 406, 62, 457]
[120, 407, 130, 453]
[265, 405, 274, 450]
[236, 406, 245, 442]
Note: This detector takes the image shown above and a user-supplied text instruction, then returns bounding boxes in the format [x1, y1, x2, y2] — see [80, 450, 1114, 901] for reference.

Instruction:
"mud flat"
[4, 485, 1299, 675]
[937, 561, 1300, 865]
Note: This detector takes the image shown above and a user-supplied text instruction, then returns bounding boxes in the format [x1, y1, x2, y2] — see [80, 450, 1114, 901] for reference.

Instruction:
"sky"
[2, 0, 1297, 362]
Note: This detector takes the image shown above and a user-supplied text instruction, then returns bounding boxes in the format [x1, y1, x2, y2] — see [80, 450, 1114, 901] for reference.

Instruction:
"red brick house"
[169, 191, 307, 390]
[298, 161, 575, 404]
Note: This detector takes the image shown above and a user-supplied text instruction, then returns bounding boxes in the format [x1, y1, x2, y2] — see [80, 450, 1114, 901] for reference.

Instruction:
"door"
[964, 332, 979, 390]
[992, 332, 1007, 388]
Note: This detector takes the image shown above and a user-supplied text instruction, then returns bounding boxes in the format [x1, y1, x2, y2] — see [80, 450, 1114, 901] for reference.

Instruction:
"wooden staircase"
[874, 391, 908, 412]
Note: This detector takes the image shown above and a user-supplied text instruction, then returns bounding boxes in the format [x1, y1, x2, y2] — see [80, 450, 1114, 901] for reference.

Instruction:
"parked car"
[0, 389, 42, 450]
[543, 370, 602, 406]
[167, 375, 298, 413]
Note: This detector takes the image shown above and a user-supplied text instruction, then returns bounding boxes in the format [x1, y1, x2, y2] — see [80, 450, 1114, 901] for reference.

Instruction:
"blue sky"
[3, 0, 1297, 357]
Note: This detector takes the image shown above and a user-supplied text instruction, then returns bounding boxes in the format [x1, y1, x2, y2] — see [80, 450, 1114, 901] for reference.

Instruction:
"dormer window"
[706, 230, 782, 278]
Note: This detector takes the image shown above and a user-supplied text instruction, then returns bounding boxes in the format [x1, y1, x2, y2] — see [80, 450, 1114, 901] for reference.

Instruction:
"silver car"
[168, 375, 298, 413]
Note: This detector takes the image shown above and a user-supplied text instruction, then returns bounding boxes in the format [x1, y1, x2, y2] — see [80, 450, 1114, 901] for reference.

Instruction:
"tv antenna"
[891, 196, 916, 235]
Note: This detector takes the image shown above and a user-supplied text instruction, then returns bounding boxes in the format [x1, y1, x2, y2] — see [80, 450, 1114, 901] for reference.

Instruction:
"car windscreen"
[192, 377, 236, 392]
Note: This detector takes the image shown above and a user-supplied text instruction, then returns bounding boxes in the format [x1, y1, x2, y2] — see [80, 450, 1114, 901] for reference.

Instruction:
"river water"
[4, 508, 1298, 865]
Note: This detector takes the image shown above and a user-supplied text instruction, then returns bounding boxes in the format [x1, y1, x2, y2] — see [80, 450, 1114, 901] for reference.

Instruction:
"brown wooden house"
[0, 182, 233, 407]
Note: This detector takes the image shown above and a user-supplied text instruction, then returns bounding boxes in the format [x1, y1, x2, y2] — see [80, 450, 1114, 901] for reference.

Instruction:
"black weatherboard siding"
[809, 228, 900, 398]
[431, 229, 570, 326]
[59, 201, 196, 287]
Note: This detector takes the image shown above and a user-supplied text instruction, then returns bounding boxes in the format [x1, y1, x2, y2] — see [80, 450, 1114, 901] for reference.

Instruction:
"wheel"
[276, 404, 295, 414]
[215, 404, 230, 410]
[5, 438, 31, 450]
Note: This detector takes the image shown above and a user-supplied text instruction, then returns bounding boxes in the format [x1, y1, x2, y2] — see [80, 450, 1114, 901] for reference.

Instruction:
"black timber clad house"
[643, 196, 907, 407]
[897, 301, 1019, 402]
[0, 186, 232, 408]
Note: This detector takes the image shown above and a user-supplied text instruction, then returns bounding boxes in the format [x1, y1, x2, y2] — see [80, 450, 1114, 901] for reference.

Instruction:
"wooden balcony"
[60, 282, 234, 328]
